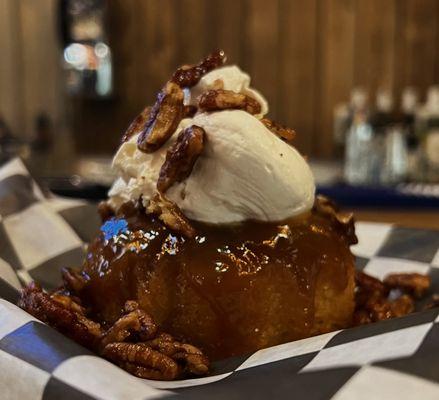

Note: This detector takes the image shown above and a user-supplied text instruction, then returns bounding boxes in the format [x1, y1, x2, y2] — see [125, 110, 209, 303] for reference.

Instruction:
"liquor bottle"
[416, 86, 439, 182]
[334, 88, 368, 147]
[344, 110, 375, 185]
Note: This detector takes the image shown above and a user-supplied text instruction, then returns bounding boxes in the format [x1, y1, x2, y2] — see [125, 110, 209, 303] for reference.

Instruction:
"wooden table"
[345, 209, 439, 230]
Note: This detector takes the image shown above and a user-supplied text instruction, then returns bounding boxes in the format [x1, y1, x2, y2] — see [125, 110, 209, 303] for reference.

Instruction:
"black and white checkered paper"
[0, 158, 438, 400]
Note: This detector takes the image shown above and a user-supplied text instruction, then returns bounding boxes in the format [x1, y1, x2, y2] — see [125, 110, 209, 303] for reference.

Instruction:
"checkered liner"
[0, 158, 438, 400]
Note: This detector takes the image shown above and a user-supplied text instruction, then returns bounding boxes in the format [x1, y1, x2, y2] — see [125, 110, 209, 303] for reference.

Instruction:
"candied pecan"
[198, 89, 262, 115]
[313, 195, 358, 245]
[423, 294, 439, 310]
[355, 271, 388, 296]
[144, 333, 210, 376]
[384, 273, 431, 298]
[98, 201, 115, 222]
[368, 298, 393, 321]
[137, 81, 184, 153]
[172, 49, 227, 88]
[100, 301, 157, 348]
[121, 106, 152, 143]
[260, 118, 296, 143]
[61, 267, 88, 293]
[102, 342, 180, 380]
[18, 282, 102, 350]
[147, 192, 195, 238]
[389, 294, 414, 317]
[51, 292, 86, 315]
[157, 125, 205, 193]
[353, 309, 372, 325]
[183, 105, 198, 118]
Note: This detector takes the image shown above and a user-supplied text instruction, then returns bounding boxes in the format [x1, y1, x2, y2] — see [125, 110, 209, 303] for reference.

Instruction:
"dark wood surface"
[69, 0, 439, 157]
[2, 0, 439, 159]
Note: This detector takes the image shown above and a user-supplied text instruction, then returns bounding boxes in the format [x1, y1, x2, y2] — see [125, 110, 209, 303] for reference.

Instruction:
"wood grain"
[354, 0, 397, 94]
[2, 0, 439, 156]
[277, 0, 317, 156]
[314, 0, 356, 157]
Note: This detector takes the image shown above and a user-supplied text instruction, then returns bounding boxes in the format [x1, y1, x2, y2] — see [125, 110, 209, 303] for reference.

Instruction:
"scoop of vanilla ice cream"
[109, 66, 315, 224]
[167, 111, 315, 223]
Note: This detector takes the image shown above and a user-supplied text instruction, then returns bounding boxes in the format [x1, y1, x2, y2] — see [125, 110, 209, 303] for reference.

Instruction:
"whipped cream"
[109, 66, 315, 224]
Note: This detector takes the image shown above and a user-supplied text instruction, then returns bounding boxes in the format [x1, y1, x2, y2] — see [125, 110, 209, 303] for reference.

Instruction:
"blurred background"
[0, 0, 438, 226]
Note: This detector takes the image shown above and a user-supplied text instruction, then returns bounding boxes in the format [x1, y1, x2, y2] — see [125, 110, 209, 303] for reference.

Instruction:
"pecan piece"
[172, 49, 227, 88]
[102, 342, 180, 381]
[100, 301, 158, 348]
[147, 192, 195, 238]
[144, 333, 209, 376]
[384, 273, 431, 298]
[423, 294, 439, 310]
[121, 106, 152, 143]
[260, 118, 296, 142]
[61, 267, 88, 293]
[355, 271, 388, 296]
[18, 282, 102, 350]
[198, 89, 262, 115]
[137, 81, 184, 153]
[157, 125, 205, 193]
[389, 294, 414, 317]
[313, 195, 358, 245]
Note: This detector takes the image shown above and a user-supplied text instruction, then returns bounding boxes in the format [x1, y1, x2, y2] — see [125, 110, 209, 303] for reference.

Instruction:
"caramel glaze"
[80, 202, 355, 360]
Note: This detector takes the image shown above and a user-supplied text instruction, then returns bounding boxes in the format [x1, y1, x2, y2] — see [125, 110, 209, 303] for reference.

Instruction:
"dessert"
[18, 50, 431, 380]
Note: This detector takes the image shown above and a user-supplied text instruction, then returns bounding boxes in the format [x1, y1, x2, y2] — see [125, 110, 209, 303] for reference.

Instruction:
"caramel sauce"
[81, 203, 355, 360]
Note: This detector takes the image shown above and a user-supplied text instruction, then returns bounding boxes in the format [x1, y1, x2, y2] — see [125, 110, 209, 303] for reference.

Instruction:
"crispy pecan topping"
[198, 89, 262, 115]
[353, 270, 430, 325]
[260, 118, 296, 143]
[172, 49, 227, 88]
[384, 273, 431, 298]
[137, 81, 184, 153]
[157, 125, 205, 193]
[19, 284, 209, 381]
[423, 294, 439, 310]
[100, 301, 157, 348]
[61, 267, 88, 293]
[121, 106, 152, 143]
[313, 195, 358, 245]
[144, 333, 210, 376]
[147, 192, 195, 238]
[18, 282, 102, 349]
[102, 342, 180, 380]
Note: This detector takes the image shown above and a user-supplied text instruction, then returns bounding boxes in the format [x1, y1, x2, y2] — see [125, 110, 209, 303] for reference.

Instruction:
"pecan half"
[144, 333, 209, 376]
[353, 271, 422, 325]
[423, 294, 439, 310]
[18, 282, 102, 350]
[384, 273, 431, 298]
[121, 106, 152, 143]
[100, 302, 157, 348]
[260, 118, 296, 143]
[137, 82, 184, 153]
[198, 89, 262, 115]
[102, 342, 180, 380]
[157, 125, 205, 193]
[147, 192, 195, 238]
[172, 49, 227, 88]
[313, 195, 358, 245]
[61, 267, 88, 293]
